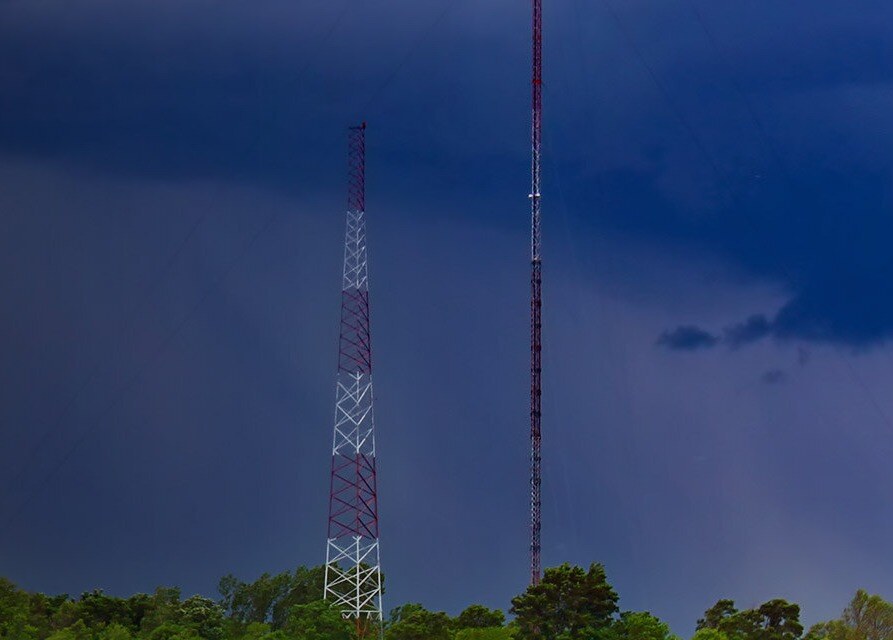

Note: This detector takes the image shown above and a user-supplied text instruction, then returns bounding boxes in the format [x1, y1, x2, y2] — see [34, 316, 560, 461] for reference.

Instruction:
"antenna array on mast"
[529, 0, 544, 587]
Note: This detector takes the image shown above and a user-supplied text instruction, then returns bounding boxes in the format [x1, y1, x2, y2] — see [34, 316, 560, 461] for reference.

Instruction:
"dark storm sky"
[3, 0, 893, 634]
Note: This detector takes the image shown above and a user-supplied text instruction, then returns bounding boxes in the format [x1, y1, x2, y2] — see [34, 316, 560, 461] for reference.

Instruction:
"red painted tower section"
[529, 0, 544, 587]
[324, 123, 383, 638]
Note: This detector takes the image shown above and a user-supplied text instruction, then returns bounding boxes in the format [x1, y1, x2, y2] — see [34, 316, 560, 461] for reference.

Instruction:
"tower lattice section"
[324, 123, 383, 638]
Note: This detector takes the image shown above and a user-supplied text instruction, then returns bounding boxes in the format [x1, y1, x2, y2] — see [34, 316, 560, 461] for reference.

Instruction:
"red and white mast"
[324, 123, 383, 638]
[529, 0, 544, 587]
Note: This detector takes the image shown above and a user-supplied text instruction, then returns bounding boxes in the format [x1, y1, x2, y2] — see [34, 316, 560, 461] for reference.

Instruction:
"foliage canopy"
[1, 565, 889, 640]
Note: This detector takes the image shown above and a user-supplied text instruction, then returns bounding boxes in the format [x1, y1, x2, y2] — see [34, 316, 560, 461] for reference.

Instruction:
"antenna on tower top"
[529, 0, 544, 587]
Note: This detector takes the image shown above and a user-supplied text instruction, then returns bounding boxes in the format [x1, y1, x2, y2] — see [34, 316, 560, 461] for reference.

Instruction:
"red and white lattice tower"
[529, 0, 544, 587]
[324, 123, 383, 638]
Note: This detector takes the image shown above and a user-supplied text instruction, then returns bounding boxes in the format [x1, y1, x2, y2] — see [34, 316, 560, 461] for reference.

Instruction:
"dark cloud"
[661, 270, 893, 352]
[724, 314, 773, 349]
[656, 325, 719, 351]
[4, 2, 893, 354]
[658, 316, 773, 352]
[771, 271, 893, 347]
[0, 1, 528, 211]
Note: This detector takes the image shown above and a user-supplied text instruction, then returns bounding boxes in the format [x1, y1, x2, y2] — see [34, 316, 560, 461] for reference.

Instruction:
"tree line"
[1, 562, 891, 640]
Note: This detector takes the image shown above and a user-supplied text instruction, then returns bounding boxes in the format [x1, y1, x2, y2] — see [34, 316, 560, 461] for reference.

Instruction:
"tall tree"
[270, 566, 327, 629]
[284, 600, 353, 640]
[697, 599, 803, 640]
[510, 563, 619, 640]
[77, 589, 133, 630]
[456, 605, 506, 629]
[177, 595, 225, 640]
[0, 577, 37, 639]
[218, 565, 330, 629]
[698, 601, 738, 631]
[806, 590, 893, 640]
[757, 599, 804, 640]
[386, 603, 453, 640]
[138, 587, 183, 636]
[611, 611, 679, 640]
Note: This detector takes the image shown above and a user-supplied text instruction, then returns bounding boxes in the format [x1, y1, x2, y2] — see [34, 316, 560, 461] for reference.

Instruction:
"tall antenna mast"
[324, 123, 384, 639]
[529, 0, 544, 587]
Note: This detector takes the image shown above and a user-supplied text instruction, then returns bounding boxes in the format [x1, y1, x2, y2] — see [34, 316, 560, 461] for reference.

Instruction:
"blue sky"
[2, 0, 893, 635]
